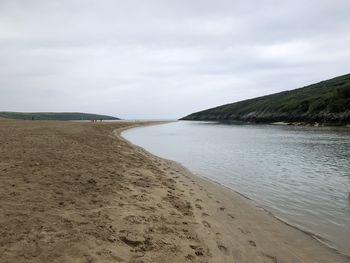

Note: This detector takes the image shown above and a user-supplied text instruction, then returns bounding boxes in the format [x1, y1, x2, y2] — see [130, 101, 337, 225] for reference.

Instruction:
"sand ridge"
[0, 120, 348, 262]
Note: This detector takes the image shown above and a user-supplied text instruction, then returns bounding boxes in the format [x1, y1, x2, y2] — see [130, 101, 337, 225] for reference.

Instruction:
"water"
[122, 121, 350, 256]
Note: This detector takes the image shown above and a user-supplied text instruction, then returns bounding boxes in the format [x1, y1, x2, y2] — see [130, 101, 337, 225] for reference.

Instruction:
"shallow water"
[122, 121, 350, 255]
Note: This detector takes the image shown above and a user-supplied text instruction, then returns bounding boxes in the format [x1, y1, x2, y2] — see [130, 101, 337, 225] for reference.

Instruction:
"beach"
[0, 120, 348, 263]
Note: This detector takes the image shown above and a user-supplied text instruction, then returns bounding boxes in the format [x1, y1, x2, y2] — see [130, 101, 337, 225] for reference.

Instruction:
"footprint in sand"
[248, 240, 257, 247]
[216, 240, 229, 255]
[261, 252, 278, 263]
[195, 203, 203, 210]
[202, 220, 211, 228]
[201, 212, 210, 217]
[238, 227, 250, 235]
[227, 213, 235, 219]
[189, 245, 205, 257]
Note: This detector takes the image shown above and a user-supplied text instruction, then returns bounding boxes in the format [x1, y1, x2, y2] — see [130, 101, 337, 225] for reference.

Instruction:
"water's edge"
[120, 124, 349, 259]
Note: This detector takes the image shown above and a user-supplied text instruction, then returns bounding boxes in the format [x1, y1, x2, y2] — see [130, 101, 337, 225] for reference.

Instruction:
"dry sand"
[0, 120, 348, 263]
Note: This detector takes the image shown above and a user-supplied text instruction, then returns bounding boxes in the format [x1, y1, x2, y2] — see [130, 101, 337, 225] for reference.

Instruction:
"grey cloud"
[0, 0, 349, 118]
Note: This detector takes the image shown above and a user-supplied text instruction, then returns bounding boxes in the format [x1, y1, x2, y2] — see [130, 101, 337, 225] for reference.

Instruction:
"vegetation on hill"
[0, 112, 120, 121]
[181, 73, 350, 124]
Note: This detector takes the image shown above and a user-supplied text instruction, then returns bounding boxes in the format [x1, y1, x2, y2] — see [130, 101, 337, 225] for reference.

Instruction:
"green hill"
[181, 73, 350, 125]
[0, 112, 120, 121]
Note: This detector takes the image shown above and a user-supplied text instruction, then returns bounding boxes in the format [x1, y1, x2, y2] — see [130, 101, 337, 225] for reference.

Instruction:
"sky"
[1, 0, 350, 119]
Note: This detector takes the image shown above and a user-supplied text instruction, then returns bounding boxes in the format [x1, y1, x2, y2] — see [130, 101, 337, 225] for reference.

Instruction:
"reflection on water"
[122, 121, 350, 255]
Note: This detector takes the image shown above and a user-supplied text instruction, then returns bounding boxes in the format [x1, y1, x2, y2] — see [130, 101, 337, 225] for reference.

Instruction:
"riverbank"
[0, 120, 348, 262]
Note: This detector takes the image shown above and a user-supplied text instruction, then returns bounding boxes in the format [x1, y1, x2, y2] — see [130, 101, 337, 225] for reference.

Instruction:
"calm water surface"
[122, 121, 350, 255]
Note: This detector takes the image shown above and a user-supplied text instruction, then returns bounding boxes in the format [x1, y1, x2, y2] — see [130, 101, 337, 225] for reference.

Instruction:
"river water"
[122, 121, 350, 255]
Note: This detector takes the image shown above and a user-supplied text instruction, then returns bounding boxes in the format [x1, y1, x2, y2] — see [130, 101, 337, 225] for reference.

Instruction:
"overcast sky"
[1, 0, 349, 119]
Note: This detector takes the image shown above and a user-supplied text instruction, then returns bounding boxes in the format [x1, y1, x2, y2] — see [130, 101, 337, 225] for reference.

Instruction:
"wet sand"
[0, 120, 348, 262]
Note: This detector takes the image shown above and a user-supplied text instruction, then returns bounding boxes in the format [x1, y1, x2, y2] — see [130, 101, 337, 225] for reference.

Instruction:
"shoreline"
[196, 176, 336, 249]
[181, 119, 350, 127]
[0, 120, 348, 262]
[197, 175, 341, 255]
[120, 123, 350, 261]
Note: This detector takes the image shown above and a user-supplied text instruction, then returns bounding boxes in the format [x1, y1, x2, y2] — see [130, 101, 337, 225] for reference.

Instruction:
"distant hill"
[181, 73, 350, 125]
[0, 112, 120, 121]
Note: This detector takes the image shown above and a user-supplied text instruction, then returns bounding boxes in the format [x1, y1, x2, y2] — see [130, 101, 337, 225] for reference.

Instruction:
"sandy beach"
[0, 120, 348, 263]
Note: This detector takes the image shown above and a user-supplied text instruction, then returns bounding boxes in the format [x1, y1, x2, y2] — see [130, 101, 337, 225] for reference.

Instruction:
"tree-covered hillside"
[0, 112, 120, 121]
[181, 74, 350, 124]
